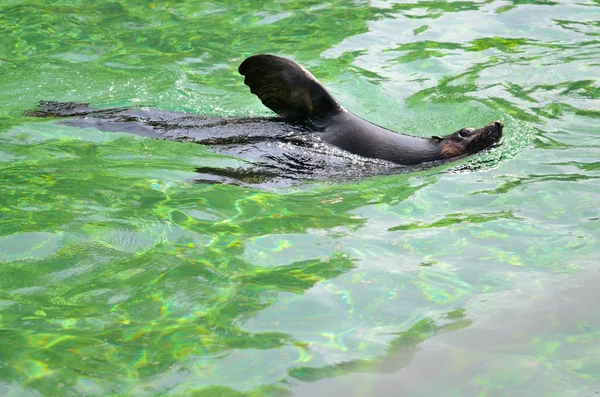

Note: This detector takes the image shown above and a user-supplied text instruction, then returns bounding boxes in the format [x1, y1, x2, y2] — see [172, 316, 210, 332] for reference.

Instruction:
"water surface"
[1, 0, 599, 396]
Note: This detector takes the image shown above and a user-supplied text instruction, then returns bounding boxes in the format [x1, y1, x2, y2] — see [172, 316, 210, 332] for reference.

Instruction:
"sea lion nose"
[494, 120, 504, 129]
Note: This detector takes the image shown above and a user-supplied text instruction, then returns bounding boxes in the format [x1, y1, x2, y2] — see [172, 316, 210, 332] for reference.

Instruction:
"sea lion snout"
[488, 120, 503, 139]
[488, 120, 503, 142]
[441, 120, 503, 159]
[488, 120, 504, 141]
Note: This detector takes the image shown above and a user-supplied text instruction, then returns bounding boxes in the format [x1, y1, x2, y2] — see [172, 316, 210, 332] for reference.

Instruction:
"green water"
[1, 0, 599, 395]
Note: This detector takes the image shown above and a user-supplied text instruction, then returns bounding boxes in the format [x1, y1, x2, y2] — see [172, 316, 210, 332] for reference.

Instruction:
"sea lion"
[24, 54, 503, 185]
[238, 54, 503, 166]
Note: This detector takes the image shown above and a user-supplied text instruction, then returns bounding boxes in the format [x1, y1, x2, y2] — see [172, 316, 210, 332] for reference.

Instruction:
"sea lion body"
[25, 54, 503, 185]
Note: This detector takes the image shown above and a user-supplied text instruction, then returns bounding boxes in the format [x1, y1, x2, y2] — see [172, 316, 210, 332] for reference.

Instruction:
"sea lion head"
[436, 120, 503, 159]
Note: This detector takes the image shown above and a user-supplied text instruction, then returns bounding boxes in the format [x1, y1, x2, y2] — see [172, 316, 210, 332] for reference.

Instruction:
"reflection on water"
[1, 0, 599, 396]
[295, 267, 600, 397]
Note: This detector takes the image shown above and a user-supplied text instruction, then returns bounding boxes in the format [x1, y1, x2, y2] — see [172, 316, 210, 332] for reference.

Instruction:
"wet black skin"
[321, 111, 503, 166]
[24, 54, 503, 186]
[236, 54, 503, 167]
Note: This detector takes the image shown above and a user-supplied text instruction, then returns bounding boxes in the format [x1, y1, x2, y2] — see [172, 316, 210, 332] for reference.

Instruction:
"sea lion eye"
[458, 128, 473, 138]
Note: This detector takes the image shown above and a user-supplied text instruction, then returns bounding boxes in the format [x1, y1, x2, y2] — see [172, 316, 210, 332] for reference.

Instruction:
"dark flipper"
[23, 101, 115, 117]
[24, 101, 309, 145]
[238, 54, 344, 128]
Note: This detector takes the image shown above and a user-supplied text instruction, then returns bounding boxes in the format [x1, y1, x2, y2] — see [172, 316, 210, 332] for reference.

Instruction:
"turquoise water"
[1, 0, 599, 396]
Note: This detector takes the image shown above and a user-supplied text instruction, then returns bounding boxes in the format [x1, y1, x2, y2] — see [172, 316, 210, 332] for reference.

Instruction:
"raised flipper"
[238, 54, 344, 128]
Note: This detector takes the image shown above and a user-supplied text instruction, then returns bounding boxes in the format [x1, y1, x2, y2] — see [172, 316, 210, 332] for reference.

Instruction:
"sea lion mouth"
[467, 120, 504, 153]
